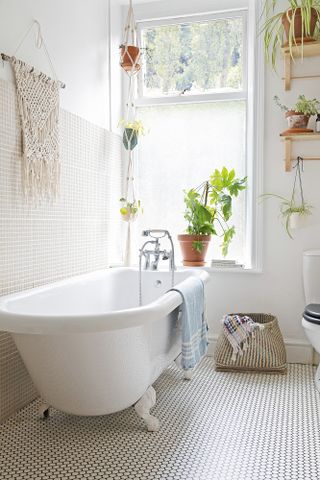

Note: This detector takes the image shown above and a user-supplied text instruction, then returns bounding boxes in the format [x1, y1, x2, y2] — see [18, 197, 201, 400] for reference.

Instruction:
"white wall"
[133, 0, 320, 360]
[0, 0, 116, 129]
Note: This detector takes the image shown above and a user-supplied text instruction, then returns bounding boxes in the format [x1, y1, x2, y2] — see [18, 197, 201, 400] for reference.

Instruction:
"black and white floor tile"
[1, 359, 319, 480]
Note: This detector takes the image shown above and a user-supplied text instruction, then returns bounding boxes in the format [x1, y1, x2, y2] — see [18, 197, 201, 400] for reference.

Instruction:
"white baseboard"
[207, 334, 315, 365]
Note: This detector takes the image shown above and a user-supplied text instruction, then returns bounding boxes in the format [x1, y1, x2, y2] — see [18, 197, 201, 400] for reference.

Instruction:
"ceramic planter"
[289, 212, 310, 230]
[120, 45, 141, 73]
[178, 234, 211, 267]
[281, 8, 318, 45]
[285, 111, 310, 129]
[120, 207, 138, 223]
[123, 128, 138, 151]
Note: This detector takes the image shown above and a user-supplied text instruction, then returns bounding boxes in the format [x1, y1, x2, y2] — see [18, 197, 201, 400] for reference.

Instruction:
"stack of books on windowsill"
[210, 259, 244, 269]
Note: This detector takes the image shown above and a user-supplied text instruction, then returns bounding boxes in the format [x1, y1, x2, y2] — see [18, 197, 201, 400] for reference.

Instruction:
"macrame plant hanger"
[120, 0, 142, 266]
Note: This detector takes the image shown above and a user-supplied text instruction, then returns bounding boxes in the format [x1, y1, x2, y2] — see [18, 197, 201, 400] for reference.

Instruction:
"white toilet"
[302, 250, 320, 391]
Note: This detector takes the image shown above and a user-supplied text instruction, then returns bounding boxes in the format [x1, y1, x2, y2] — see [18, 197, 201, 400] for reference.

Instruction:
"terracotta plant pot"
[178, 234, 211, 267]
[120, 45, 141, 73]
[285, 110, 310, 129]
[281, 8, 318, 45]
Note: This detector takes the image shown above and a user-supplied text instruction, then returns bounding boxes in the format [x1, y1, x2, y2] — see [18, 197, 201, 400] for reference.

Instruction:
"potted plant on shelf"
[260, 0, 320, 69]
[119, 198, 142, 222]
[274, 95, 320, 133]
[178, 167, 247, 266]
[119, 119, 145, 151]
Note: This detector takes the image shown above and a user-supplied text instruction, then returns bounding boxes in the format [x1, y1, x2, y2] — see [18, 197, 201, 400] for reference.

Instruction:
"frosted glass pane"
[141, 17, 244, 97]
[133, 101, 247, 265]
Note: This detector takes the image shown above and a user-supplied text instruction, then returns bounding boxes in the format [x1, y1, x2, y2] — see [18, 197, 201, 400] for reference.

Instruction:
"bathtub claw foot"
[184, 369, 193, 380]
[39, 402, 50, 419]
[134, 386, 160, 432]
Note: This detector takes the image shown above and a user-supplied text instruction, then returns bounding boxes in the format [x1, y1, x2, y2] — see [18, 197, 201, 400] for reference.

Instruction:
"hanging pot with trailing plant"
[119, 119, 145, 151]
[178, 168, 247, 266]
[260, 157, 312, 239]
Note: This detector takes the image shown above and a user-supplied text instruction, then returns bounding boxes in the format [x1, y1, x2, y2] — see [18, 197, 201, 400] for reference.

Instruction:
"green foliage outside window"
[142, 17, 243, 96]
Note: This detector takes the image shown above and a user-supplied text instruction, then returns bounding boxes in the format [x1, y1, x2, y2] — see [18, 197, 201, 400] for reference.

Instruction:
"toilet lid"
[303, 303, 320, 324]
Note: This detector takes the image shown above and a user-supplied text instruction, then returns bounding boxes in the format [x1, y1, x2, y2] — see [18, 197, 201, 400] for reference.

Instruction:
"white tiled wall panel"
[0, 79, 123, 422]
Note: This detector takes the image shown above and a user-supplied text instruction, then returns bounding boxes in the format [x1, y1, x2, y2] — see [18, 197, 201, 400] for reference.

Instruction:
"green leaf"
[192, 240, 204, 252]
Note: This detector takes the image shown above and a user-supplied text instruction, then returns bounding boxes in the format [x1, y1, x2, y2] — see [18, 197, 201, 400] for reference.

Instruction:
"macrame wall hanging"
[1, 20, 65, 201]
[119, 0, 144, 265]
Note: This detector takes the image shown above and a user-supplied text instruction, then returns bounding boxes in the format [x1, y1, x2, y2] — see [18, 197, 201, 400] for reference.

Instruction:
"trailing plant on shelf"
[260, 158, 312, 238]
[119, 119, 145, 151]
[178, 167, 247, 266]
[260, 0, 320, 70]
[274, 94, 320, 130]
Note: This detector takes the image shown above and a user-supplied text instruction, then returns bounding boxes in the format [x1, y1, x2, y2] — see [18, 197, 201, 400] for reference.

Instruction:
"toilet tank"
[303, 250, 320, 304]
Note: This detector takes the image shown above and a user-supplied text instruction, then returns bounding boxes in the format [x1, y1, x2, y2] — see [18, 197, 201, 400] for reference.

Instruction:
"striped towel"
[171, 276, 208, 372]
[223, 314, 264, 361]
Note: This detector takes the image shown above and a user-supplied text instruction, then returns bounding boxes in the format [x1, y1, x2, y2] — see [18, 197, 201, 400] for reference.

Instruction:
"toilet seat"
[303, 303, 320, 325]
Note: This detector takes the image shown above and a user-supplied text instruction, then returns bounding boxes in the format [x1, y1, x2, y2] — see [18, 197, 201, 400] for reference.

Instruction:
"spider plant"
[260, 0, 320, 70]
[261, 194, 312, 238]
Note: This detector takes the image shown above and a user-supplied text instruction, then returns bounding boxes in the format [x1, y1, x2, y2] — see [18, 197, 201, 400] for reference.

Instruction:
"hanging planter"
[119, 1, 141, 76]
[120, 44, 141, 73]
[260, 157, 313, 239]
[120, 198, 142, 222]
[123, 128, 138, 151]
[119, 119, 145, 151]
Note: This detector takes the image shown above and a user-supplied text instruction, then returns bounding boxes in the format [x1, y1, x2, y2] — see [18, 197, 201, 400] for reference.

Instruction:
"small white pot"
[289, 213, 310, 230]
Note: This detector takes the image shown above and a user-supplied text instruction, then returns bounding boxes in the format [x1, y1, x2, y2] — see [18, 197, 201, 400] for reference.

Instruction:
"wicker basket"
[214, 313, 287, 374]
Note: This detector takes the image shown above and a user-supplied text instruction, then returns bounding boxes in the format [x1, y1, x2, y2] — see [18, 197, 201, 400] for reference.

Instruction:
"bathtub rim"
[0, 267, 209, 334]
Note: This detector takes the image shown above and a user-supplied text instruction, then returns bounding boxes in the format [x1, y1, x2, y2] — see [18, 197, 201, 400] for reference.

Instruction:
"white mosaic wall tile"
[0, 79, 123, 422]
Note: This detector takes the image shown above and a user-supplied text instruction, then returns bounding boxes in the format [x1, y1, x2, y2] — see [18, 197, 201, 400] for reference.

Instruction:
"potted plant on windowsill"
[260, 1, 320, 70]
[178, 167, 247, 266]
[119, 119, 145, 151]
[274, 95, 320, 133]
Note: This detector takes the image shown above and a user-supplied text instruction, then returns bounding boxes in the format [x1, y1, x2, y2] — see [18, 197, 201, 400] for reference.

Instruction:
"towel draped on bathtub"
[170, 276, 208, 372]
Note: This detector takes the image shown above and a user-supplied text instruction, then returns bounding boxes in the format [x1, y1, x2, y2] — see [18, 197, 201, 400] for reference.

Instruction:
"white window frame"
[132, 1, 264, 272]
[136, 9, 248, 106]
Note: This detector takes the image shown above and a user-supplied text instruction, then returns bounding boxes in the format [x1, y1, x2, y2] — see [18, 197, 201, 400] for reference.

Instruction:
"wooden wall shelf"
[280, 133, 320, 171]
[281, 42, 320, 91]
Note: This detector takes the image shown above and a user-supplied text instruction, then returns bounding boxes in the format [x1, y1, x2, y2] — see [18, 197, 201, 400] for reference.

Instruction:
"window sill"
[202, 266, 262, 274]
[109, 263, 262, 274]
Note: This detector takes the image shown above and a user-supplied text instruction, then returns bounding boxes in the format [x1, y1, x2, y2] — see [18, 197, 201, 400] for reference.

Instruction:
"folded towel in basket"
[222, 314, 264, 361]
[171, 276, 208, 372]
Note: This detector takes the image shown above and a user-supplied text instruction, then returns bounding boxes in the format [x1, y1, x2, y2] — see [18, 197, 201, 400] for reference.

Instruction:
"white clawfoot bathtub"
[0, 268, 209, 430]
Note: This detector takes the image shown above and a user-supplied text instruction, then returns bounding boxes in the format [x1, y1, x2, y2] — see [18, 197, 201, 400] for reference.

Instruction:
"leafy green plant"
[118, 119, 145, 136]
[274, 94, 320, 114]
[183, 167, 247, 256]
[260, 0, 320, 70]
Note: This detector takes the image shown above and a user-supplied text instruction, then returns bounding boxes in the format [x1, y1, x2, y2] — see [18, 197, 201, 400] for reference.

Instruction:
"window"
[131, 6, 262, 268]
